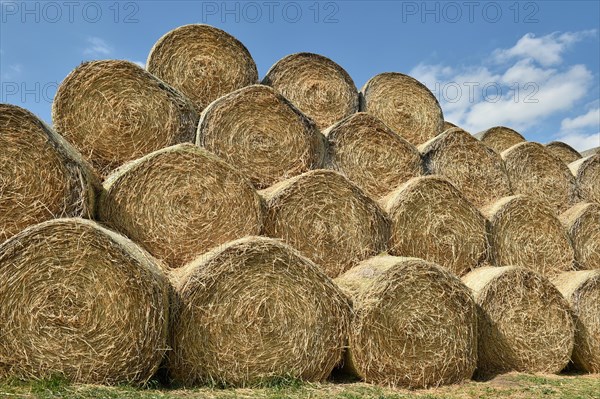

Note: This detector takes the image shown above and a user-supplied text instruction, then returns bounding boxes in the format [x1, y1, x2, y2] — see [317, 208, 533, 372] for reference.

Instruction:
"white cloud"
[493, 30, 596, 67]
[1, 63, 23, 80]
[561, 108, 600, 131]
[83, 37, 112, 57]
[555, 132, 599, 151]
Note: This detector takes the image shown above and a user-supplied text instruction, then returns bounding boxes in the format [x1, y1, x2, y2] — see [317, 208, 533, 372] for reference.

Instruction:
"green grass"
[0, 373, 598, 399]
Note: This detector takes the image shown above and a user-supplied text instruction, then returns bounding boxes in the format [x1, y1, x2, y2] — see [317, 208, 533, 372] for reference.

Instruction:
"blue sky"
[1, 0, 599, 150]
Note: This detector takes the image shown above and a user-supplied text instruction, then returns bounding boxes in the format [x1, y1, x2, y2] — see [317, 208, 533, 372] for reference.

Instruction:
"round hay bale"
[168, 236, 351, 386]
[551, 270, 600, 373]
[147, 24, 258, 113]
[442, 121, 458, 131]
[502, 142, 576, 213]
[359, 72, 444, 146]
[581, 146, 598, 157]
[560, 202, 600, 270]
[196, 84, 325, 188]
[383, 176, 487, 276]
[262, 52, 358, 130]
[570, 154, 600, 204]
[0, 218, 169, 384]
[0, 104, 99, 242]
[482, 195, 575, 277]
[546, 141, 582, 165]
[335, 256, 477, 388]
[462, 266, 574, 375]
[98, 143, 263, 268]
[474, 126, 526, 153]
[419, 127, 512, 208]
[260, 170, 389, 278]
[324, 112, 423, 199]
[52, 60, 198, 177]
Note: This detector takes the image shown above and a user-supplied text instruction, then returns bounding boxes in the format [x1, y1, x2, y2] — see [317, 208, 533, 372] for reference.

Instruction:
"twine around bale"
[383, 175, 488, 276]
[52, 60, 199, 177]
[569, 154, 600, 204]
[324, 112, 423, 200]
[360, 72, 444, 146]
[419, 127, 512, 208]
[482, 195, 575, 278]
[260, 169, 390, 279]
[147, 24, 258, 113]
[262, 52, 359, 130]
[197, 84, 325, 189]
[474, 126, 526, 153]
[98, 143, 263, 269]
[335, 256, 477, 388]
[560, 202, 600, 270]
[546, 141, 582, 165]
[551, 270, 600, 373]
[462, 266, 574, 376]
[0, 218, 169, 384]
[168, 236, 351, 387]
[0, 104, 99, 242]
[502, 141, 576, 213]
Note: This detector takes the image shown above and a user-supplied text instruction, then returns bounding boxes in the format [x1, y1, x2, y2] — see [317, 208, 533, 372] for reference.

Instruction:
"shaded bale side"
[147, 24, 258, 113]
[360, 72, 444, 146]
[197, 84, 325, 189]
[335, 256, 477, 388]
[0, 218, 169, 384]
[462, 266, 574, 375]
[570, 154, 600, 204]
[324, 112, 423, 199]
[419, 127, 512, 208]
[168, 236, 351, 387]
[580, 146, 598, 157]
[52, 60, 198, 177]
[546, 141, 582, 165]
[502, 142, 576, 213]
[551, 270, 600, 373]
[262, 52, 359, 130]
[383, 175, 488, 276]
[260, 170, 389, 279]
[482, 195, 575, 277]
[560, 202, 600, 270]
[0, 104, 100, 242]
[98, 143, 263, 268]
[474, 126, 526, 153]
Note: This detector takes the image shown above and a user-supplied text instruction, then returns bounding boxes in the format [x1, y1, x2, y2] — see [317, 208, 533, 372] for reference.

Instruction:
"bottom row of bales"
[0, 218, 598, 388]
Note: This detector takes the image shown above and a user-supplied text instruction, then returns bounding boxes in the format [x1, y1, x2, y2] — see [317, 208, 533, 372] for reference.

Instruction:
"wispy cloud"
[556, 106, 600, 151]
[83, 37, 112, 57]
[130, 60, 145, 68]
[1, 64, 23, 80]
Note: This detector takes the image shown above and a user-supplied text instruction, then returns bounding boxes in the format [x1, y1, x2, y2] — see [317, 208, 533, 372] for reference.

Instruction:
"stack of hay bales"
[0, 104, 99, 242]
[0, 218, 169, 384]
[546, 141, 582, 164]
[3, 22, 600, 390]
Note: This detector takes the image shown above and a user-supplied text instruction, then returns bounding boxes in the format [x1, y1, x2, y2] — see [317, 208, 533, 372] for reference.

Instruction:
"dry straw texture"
[442, 121, 458, 131]
[462, 266, 574, 375]
[383, 176, 487, 276]
[419, 127, 512, 208]
[482, 195, 575, 278]
[560, 202, 600, 270]
[474, 126, 526, 153]
[98, 143, 263, 268]
[197, 84, 325, 188]
[260, 170, 389, 279]
[502, 142, 576, 213]
[0, 218, 169, 384]
[581, 146, 598, 157]
[570, 154, 600, 204]
[168, 236, 351, 387]
[324, 112, 423, 199]
[335, 256, 477, 388]
[551, 270, 600, 373]
[52, 60, 198, 177]
[147, 24, 258, 113]
[360, 73, 444, 146]
[0, 104, 99, 242]
[262, 52, 359, 130]
[546, 141, 582, 165]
